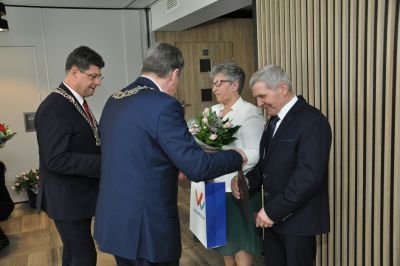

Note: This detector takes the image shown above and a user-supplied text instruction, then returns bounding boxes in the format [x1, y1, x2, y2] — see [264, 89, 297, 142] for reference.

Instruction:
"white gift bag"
[189, 181, 226, 248]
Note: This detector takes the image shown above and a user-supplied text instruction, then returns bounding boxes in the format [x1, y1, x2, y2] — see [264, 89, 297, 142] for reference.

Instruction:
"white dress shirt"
[273, 95, 298, 135]
[63, 81, 84, 106]
[211, 97, 265, 192]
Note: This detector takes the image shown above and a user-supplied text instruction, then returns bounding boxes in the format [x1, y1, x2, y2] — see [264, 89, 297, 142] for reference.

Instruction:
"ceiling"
[2, 0, 157, 9]
[1, 0, 253, 31]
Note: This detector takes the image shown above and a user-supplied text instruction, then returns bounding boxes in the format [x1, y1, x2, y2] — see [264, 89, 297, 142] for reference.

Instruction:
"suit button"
[263, 174, 267, 179]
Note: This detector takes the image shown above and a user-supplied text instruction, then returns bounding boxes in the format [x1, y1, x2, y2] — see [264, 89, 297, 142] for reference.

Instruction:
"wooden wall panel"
[295, 0, 303, 94]
[155, 18, 256, 105]
[255, 0, 400, 265]
[284, 0, 291, 72]
[356, 0, 366, 264]
[341, 1, 349, 265]
[289, 0, 297, 90]
[394, 11, 400, 266]
[348, 0, 357, 264]
[313, 0, 321, 110]
[365, 0, 376, 263]
[307, 0, 315, 106]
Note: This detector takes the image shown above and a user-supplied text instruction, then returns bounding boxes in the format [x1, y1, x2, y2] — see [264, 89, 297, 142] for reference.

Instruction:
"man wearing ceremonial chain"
[35, 46, 104, 266]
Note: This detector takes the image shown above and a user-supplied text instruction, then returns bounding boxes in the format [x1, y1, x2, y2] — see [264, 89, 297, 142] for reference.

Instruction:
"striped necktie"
[262, 116, 280, 159]
[83, 100, 94, 126]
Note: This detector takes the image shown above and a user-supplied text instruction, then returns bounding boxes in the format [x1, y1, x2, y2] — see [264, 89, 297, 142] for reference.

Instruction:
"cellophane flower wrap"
[189, 107, 240, 149]
[12, 169, 39, 193]
[0, 123, 16, 148]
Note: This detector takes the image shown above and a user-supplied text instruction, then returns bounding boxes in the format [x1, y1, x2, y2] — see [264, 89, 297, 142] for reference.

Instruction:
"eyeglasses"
[212, 80, 233, 87]
[79, 69, 104, 81]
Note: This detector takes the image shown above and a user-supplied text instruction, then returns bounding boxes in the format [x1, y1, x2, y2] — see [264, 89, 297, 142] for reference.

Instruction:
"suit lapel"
[259, 123, 269, 161]
[262, 96, 306, 162]
[57, 83, 97, 128]
[58, 83, 86, 115]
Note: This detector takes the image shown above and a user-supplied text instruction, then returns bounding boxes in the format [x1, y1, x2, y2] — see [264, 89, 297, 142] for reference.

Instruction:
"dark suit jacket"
[0, 164, 14, 221]
[248, 96, 332, 236]
[35, 83, 101, 221]
[94, 77, 242, 262]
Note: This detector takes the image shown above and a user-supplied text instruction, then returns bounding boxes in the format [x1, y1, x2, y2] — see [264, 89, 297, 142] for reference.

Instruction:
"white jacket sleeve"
[213, 104, 265, 192]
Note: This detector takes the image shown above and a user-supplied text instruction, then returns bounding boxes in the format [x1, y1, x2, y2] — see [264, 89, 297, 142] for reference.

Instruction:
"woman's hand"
[231, 176, 241, 199]
[233, 148, 248, 166]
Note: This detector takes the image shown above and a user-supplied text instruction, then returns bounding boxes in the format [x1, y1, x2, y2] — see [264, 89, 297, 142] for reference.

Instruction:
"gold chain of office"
[53, 88, 101, 147]
[111, 85, 153, 99]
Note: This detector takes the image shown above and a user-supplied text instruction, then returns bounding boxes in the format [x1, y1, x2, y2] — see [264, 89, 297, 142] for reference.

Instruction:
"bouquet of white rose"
[189, 107, 240, 150]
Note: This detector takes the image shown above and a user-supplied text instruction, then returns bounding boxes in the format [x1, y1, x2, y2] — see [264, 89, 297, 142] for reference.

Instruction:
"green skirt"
[213, 192, 263, 256]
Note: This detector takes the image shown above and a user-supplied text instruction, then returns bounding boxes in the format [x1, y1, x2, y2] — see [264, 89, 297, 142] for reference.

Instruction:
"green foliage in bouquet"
[0, 123, 16, 148]
[12, 169, 39, 193]
[189, 107, 240, 149]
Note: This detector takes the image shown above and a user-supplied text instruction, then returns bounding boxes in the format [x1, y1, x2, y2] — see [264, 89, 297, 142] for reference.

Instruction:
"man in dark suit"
[94, 43, 247, 266]
[35, 46, 104, 266]
[232, 65, 332, 266]
[0, 161, 14, 250]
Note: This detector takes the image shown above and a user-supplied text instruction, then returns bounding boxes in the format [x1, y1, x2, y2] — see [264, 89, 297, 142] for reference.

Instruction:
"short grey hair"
[209, 63, 246, 94]
[249, 65, 292, 91]
[141, 43, 184, 78]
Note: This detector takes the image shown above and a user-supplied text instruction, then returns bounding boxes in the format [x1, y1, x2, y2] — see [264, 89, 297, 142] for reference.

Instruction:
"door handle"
[181, 100, 191, 108]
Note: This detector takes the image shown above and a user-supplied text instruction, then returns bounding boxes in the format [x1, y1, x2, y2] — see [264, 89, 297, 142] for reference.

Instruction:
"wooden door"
[176, 42, 233, 120]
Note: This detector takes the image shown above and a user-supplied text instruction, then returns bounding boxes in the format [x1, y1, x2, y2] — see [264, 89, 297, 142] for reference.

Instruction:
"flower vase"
[26, 189, 37, 209]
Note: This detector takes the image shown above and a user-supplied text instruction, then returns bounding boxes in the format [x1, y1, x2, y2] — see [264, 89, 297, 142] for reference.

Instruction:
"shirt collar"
[141, 75, 163, 92]
[63, 81, 84, 106]
[277, 95, 298, 121]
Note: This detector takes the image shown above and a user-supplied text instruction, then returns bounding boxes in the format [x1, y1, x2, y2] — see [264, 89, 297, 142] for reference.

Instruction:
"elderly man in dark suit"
[232, 65, 332, 266]
[35, 46, 104, 266]
[94, 42, 247, 266]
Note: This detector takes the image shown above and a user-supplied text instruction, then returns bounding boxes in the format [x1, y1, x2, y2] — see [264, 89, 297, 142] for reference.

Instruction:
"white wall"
[150, 0, 217, 31]
[0, 6, 146, 202]
[150, 0, 251, 31]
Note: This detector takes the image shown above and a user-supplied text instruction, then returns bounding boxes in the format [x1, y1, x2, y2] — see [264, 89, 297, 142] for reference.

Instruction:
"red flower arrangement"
[0, 123, 16, 148]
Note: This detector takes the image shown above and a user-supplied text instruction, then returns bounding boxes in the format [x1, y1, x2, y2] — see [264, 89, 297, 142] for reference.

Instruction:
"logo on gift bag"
[195, 190, 205, 210]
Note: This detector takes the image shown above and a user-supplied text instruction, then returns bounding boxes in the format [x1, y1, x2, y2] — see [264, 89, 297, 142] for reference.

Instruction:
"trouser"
[263, 229, 316, 266]
[0, 226, 9, 249]
[114, 255, 179, 266]
[54, 218, 96, 266]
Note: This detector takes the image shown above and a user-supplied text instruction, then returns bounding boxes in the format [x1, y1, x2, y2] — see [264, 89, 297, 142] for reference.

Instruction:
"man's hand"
[233, 148, 248, 166]
[178, 171, 187, 181]
[255, 208, 274, 228]
[231, 176, 241, 199]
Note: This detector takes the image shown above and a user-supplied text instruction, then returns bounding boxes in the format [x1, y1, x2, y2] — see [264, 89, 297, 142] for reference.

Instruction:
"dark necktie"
[83, 100, 94, 126]
[262, 116, 280, 158]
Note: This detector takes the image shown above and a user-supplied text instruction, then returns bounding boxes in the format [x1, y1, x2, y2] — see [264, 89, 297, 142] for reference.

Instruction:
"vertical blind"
[255, 0, 399, 265]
